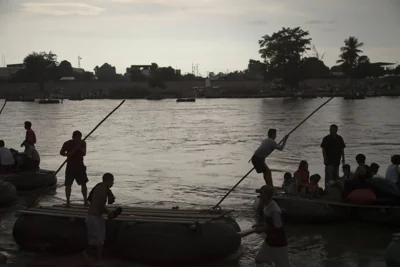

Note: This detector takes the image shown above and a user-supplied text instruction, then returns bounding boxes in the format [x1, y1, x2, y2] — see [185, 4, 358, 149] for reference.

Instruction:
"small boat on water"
[0, 169, 57, 191]
[38, 99, 61, 104]
[343, 93, 365, 100]
[0, 181, 17, 207]
[254, 188, 400, 226]
[176, 98, 196, 102]
[13, 204, 242, 265]
[145, 95, 164, 100]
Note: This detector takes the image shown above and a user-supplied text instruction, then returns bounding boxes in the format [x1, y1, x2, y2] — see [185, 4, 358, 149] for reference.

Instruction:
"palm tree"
[337, 36, 364, 72]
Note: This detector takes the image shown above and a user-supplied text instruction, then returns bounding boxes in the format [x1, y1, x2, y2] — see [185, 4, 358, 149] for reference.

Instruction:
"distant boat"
[344, 93, 365, 100]
[69, 96, 85, 101]
[176, 98, 196, 102]
[38, 99, 60, 104]
[145, 95, 164, 100]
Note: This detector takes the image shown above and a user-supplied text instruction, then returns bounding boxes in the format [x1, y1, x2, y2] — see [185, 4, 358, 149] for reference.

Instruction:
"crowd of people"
[250, 124, 399, 267]
[251, 124, 400, 200]
[0, 121, 40, 173]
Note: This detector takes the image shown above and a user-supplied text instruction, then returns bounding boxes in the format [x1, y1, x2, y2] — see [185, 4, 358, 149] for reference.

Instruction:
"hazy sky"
[1, 0, 399, 75]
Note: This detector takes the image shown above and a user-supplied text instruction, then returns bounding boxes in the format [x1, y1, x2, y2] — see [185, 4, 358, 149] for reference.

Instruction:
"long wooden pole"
[27, 100, 126, 208]
[211, 96, 335, 210]
[0, 99, 7, 115]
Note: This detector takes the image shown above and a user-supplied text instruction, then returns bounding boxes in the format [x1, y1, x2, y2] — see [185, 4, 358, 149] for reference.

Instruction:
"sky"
[0, 0, 400, 75]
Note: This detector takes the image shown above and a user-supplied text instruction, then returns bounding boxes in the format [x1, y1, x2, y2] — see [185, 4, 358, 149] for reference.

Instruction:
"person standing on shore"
[60, 130, 88, 207]
[251, 129, 289, 186]
[321, 124, 346, 187]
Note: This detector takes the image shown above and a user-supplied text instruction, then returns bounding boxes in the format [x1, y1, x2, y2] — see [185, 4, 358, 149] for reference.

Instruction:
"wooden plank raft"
[17, 204, 234, 225]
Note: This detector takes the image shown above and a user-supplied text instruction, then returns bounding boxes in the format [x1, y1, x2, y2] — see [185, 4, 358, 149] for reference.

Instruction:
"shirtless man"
[251, 129, 289, 186]
[83, 173, 121, 265]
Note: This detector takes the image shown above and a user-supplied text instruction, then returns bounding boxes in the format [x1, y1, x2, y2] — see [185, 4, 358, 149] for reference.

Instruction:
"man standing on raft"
[251, 129, 289, 186]
[60, 130, 88, 207]
[321, 124, 346, 187]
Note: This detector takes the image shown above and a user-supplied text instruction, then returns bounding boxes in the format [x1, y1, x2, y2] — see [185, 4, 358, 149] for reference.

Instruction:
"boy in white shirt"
[0, 140, 15, 173]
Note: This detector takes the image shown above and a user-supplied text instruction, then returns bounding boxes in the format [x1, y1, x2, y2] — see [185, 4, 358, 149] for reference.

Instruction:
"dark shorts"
[65, 164, 88, 186]
[251, 155, 270, 174]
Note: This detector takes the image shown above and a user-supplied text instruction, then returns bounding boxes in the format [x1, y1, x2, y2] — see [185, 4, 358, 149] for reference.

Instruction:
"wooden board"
[18, 210, 210, 224]
[53, 204, 233, 215]
[18, 204, 234, 224]
[34, 206, 226, 220]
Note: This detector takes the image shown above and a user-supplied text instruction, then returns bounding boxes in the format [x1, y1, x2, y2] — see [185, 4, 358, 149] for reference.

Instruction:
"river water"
[0, 97, 399, 266]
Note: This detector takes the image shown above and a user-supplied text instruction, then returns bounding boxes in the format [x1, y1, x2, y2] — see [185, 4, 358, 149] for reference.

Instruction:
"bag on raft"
[366, 178, 400, 200]
[347, 188, 377, 205]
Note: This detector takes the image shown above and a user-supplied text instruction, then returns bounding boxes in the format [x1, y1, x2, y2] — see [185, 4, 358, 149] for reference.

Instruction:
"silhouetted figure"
[251, 129, 289, 186]
[321, 124, 346, 186]
[60, 131, 88, 207]
[21, 121, 36, 148]
[0, 140, 16, 173]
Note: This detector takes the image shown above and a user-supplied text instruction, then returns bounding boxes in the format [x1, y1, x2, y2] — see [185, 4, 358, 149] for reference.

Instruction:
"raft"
[176, 98, 196, 102]
[0, 181, 17, 207]
[0, 169, 57, 191]
[254, 191, 400, 226]
[13, 204, 242, 264]
[386, 233, 400, 267]
[254, 194, 351, 223]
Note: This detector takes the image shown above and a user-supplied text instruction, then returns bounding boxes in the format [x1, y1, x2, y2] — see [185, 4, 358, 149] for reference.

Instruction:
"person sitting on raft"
[343, 154, 372, 198]
[301, 174, 323, 197]
[83, 173, 121, 265]
[341, 164, 352, 180]
[20, 140, 40, 171]
[253, 185, 290, 267]
[385, 155, 400, 185]
[282, 172, 297, 195]
[0, 140, 16, 174]
[370, 163, 384, 179]
[251, 129, 289, 187]
[293, 160, 309, 191]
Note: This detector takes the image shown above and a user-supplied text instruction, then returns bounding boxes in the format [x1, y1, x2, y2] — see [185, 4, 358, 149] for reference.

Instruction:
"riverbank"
[2, 91, 400, 101]
[0, 78, 399, 100]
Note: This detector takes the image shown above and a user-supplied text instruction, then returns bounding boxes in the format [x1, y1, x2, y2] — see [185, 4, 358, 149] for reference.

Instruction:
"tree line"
[8, 26, 400, 90]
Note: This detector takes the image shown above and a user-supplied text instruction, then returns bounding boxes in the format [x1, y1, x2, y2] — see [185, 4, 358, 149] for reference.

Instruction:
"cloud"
[250, 20, 268, 25]
[322, 28, 336, 32]
[21, 2, 105, 16]
[306, 19, 336, 25]
[109, 0, 301, 17]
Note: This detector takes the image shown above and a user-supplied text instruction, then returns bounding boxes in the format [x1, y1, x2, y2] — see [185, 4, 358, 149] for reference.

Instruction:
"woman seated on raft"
[20, 140, 40, 172]
[343, 154, 372, 198]
[293, 160, 310, 191]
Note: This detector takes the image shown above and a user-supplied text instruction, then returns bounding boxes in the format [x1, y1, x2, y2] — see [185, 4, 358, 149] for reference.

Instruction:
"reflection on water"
[1, 97, 399, 266]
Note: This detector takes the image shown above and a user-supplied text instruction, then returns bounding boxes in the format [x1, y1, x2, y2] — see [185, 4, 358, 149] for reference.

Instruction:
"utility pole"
[78, 55, 82, 69]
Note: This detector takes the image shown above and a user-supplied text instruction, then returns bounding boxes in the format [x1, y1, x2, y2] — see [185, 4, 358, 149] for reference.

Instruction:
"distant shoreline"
[2, 91, 400, 101]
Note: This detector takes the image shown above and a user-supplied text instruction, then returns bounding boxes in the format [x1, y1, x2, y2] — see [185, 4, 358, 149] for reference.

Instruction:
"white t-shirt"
[0, 147, 15, 166]
[25, 146, 40, 162]
[385, 164, 400, 184]
[263, 200, 283, 228]
[254, 138, 285, 159]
